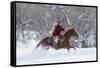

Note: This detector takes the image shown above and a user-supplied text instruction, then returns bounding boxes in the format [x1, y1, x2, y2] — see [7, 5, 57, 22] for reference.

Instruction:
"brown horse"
[36, 27, 78, 50]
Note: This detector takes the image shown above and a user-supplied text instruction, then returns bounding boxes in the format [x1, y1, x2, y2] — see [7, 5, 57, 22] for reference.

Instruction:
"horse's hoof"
[67, 48, 70, 51]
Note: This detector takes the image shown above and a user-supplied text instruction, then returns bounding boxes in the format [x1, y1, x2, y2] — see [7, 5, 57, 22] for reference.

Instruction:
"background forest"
[16, 3, 96, 48]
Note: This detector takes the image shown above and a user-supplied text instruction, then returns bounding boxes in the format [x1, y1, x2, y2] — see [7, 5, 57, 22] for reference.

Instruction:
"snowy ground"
[16, 40, 96, 65]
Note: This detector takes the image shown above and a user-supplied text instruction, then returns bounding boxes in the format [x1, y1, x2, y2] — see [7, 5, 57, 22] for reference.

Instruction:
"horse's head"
[70, 28, 78, 37]
[64, 28, 78, 39]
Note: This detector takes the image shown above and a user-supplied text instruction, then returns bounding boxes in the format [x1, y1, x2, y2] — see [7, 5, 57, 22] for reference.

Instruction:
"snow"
[16, 40, 96, 65]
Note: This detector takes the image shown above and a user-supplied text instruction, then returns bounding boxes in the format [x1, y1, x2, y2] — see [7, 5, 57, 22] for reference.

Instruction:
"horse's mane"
[64, 27, 75, 38]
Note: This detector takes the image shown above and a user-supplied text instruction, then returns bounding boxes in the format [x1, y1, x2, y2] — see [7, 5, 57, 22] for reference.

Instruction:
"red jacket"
[52, 24, 64, 37]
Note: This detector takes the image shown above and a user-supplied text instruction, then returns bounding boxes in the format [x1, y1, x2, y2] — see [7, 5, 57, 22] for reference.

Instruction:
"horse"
[36, 27, 78, 50]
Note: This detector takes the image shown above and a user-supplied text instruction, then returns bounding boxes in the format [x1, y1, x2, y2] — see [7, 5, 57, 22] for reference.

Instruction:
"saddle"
[47, 31, 65, 46]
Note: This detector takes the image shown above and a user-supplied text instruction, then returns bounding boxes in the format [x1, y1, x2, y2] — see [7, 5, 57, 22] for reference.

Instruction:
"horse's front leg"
[67, 46, 76, 51]
[67, 47, 70, 51]
[71, 46, 76, 50]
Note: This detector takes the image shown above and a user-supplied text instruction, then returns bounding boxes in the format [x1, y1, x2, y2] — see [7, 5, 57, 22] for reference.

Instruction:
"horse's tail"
[35, 41, 41, 49]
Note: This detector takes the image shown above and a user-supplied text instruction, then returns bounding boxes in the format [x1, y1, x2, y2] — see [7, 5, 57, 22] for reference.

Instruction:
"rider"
[49, 20, 64, 45]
